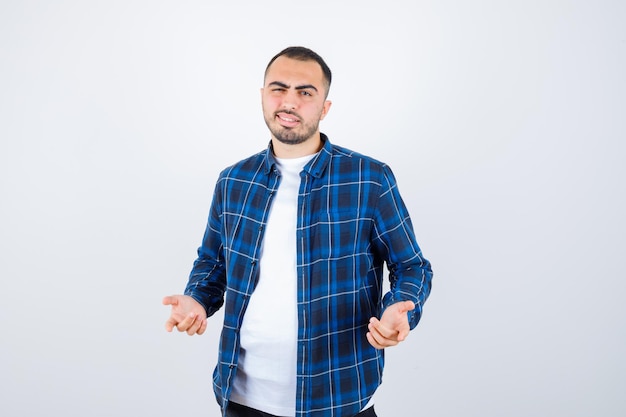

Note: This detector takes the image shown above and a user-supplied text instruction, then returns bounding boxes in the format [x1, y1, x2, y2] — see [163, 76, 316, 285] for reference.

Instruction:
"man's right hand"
[162, 295, 208, 335]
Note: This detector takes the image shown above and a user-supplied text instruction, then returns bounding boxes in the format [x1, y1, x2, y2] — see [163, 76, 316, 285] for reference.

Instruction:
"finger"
[197, 318, 208, 336]
[368, 327, 385, 347]
[366, 331, 385, 349]
[368, 322, 398, 347]
[367, 328, 397, 349]
[367, 321, 381, 343]
[176, 312, 197, 332]
[164, 316, 178, 332]
[186, 314, 202, 336]
[188, 317, 207, 336]
[369, 317, 396, 339]
[397, 327, 410, 342]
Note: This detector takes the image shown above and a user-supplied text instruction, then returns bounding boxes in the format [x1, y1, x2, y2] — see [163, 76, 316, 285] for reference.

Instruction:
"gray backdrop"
[1, 1, 624, 416]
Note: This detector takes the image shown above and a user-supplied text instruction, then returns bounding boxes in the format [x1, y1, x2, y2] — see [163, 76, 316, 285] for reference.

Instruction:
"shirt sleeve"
[373, 164, 433, 329]
[183, 178, 227, 318]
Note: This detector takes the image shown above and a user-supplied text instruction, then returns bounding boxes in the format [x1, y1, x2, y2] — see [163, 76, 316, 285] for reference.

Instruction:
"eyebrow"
[268, 81, 318, 93]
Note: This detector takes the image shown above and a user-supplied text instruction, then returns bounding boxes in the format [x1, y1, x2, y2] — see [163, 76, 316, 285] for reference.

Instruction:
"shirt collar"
[263, 133, 332, 179]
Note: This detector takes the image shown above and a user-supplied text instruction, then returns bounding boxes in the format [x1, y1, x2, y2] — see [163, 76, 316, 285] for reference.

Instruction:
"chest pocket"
[312, 209, 365, 258]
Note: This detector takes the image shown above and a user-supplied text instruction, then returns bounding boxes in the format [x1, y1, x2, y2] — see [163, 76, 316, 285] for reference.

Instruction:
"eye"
[299, 90, 313, 97]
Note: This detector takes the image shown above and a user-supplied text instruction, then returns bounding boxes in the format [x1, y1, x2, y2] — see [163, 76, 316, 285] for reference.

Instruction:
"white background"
[1, 1, 625, 416]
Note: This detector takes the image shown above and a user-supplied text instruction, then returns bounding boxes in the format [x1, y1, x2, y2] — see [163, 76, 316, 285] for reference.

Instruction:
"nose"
[282, 90, 299, 111]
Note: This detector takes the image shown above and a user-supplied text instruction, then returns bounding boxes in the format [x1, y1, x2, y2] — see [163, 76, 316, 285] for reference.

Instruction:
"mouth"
[276, 112, 301, 128]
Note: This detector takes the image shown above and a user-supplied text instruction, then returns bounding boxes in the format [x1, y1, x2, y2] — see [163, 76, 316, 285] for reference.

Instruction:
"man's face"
[261, 56, 331, 146]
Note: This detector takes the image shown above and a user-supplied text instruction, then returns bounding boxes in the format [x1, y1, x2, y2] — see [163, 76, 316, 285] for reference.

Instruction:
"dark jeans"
[225, 401, 377, 417]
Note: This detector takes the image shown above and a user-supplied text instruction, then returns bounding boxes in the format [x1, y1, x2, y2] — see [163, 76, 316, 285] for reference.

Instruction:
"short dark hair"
[265, 46, 332, 96]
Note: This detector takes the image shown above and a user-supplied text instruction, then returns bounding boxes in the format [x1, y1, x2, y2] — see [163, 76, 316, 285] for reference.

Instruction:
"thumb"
[397, 300, 415, 314]
[162, 295, 179, 306]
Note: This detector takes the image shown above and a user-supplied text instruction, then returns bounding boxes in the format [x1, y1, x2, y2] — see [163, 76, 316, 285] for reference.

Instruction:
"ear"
[319, 100, 332, 121]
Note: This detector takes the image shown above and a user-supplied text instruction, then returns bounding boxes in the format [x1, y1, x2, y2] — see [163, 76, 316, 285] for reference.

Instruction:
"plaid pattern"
[185, 134, 432, 417]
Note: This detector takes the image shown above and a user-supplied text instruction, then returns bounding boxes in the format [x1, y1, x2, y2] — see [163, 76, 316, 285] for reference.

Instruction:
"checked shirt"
[184, 134, 433, 417]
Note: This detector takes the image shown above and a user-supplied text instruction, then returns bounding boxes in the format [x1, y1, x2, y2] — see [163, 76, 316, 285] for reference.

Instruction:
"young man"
[163, 46, 433, 417]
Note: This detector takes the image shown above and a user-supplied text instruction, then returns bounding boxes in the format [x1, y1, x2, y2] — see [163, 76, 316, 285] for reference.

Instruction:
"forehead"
[264, 56, 325, 87]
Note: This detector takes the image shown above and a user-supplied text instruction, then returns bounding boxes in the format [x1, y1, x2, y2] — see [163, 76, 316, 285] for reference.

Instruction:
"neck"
[271, 133, 323, 159]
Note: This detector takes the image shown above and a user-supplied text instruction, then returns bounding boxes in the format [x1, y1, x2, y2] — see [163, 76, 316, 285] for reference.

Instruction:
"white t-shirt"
[230, 154, 313, 416]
